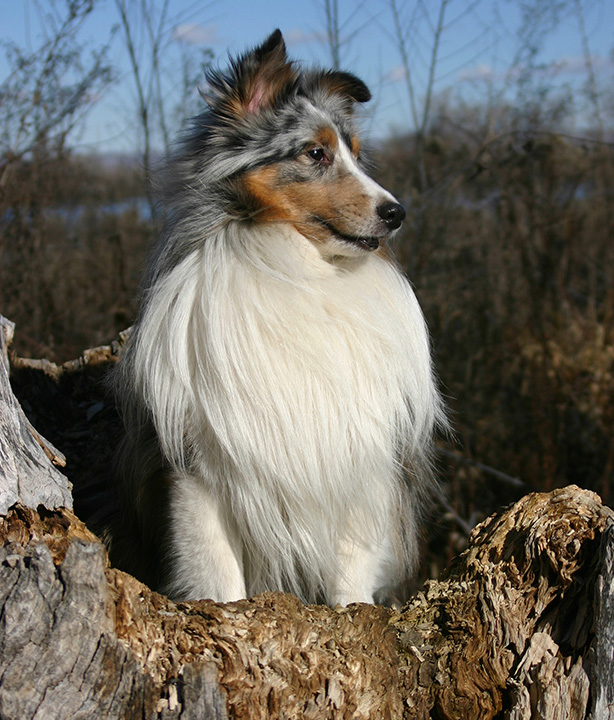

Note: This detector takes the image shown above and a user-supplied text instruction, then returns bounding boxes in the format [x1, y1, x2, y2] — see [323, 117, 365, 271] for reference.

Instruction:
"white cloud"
[282, 28, 327, 46]
[385, 65, 407, 82]
[553, 54, 612, 75]
[457, 63, 495, 82]
[172, 24, 219, 46]
[456, 55, 613, 84]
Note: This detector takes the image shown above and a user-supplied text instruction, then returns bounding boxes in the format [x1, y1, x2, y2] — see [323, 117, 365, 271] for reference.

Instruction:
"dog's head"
[196, 30, 405, 257]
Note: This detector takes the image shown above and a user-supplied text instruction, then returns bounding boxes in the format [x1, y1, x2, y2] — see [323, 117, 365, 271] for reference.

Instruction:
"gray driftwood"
[0, 315, 72, 514]
[0, 317, 613, 719]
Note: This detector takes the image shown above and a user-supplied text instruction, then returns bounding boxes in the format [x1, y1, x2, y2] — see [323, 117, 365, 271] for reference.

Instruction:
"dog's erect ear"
[211, 29, 297, 117]
[317, 70, 372, 105]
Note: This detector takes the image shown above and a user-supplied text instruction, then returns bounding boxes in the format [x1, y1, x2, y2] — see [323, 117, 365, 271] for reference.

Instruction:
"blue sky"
[2, 0, 613, 153]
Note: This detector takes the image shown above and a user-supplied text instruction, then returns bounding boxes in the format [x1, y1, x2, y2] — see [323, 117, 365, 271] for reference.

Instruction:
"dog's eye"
[306, 147, 330, 164]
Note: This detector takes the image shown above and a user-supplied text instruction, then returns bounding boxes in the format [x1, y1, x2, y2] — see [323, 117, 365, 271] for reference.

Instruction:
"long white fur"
[128, 214, 442, 604]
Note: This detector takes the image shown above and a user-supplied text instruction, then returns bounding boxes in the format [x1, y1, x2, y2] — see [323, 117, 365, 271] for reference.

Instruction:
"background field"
[2, 0, 613, 581]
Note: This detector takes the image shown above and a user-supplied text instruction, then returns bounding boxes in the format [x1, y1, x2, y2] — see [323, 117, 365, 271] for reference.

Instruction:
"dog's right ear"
[318, 70, 372, 104]
[207, 30, 298, 118]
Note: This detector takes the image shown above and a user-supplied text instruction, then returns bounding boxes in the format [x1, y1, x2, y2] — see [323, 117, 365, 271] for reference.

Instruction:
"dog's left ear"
[226, 29, 297, 116]
[318, 70, 372, 105]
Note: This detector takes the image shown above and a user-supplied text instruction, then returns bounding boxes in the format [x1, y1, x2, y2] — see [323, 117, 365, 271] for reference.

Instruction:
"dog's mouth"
[314, 218, 380, 251]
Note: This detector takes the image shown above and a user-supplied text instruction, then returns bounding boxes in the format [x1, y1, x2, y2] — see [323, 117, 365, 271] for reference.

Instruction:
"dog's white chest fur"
[132, 223, 439, 603]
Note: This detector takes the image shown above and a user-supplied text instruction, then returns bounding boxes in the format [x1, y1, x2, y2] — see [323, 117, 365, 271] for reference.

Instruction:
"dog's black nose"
[377, 201, 406, 230]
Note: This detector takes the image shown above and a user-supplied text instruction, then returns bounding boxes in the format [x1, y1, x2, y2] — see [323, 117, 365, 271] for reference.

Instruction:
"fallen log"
[0, 315, 612, 719]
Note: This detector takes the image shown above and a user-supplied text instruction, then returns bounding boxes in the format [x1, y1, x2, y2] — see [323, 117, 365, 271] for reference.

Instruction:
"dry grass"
[0, 155, 150, 359]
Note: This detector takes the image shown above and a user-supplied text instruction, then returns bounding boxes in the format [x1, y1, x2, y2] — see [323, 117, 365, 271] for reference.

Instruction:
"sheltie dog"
[112, 29, 445, 607]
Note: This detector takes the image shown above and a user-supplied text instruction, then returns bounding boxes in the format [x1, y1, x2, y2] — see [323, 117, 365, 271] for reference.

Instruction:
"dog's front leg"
[162, 471, 246, 602]
[330, 532, 392, 606]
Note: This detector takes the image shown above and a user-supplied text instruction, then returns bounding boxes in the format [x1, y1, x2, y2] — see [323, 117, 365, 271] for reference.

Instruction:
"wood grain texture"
[587, 519, 614, 720]
[0, 315, 72, 514]
[395, 486, 611, 719]
[0, 487, 612, 719]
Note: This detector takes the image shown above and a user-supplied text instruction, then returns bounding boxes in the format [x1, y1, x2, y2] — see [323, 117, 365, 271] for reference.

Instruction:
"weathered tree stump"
[1, 314, 613, 720]
[0, 316, 72, 514]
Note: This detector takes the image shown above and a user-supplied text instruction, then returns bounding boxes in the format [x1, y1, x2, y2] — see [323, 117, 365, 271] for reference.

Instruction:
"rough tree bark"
[0, 314, 613, 720]
[0, 316, 72, 514]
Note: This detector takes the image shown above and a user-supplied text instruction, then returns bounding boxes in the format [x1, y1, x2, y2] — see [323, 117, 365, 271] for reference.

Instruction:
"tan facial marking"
[351, 136, 361, 157]
[243, 161, 376, 246]
[242, 166, 292, 221]
[313, 127, 338, 152]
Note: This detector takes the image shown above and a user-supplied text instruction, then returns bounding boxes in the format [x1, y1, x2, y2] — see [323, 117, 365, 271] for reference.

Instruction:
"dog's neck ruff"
[132, 221, 439, 598]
